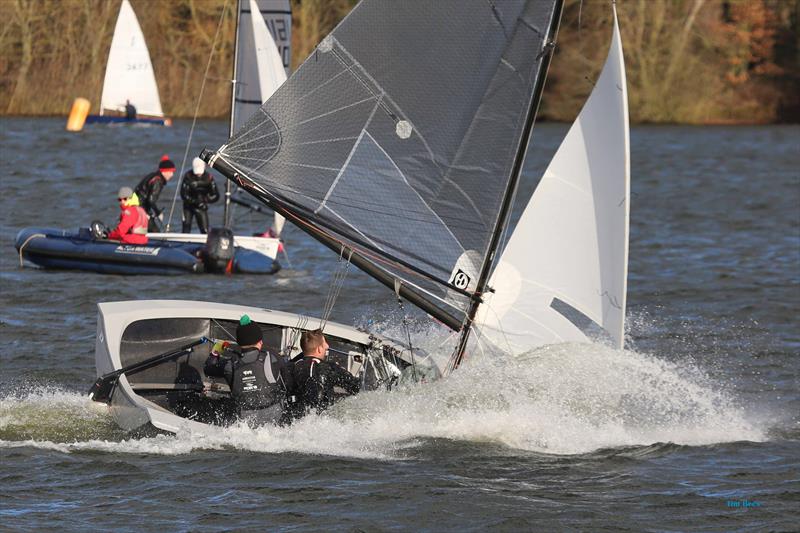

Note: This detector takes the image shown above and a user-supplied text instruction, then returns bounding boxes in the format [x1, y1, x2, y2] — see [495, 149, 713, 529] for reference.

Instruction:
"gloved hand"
[211, 340, 230, 357]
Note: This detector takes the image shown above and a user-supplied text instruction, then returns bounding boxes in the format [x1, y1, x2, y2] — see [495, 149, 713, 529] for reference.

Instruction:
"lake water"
[0, 117, 798, 531]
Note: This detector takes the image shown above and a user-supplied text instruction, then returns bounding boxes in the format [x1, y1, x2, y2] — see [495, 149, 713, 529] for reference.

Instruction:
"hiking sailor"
[180, 157, 219, 234]
[134, 155, 176, 231]
[203, 315, 287, 425]
[107, 187, 149, 245]
[290, 329, 361, 418]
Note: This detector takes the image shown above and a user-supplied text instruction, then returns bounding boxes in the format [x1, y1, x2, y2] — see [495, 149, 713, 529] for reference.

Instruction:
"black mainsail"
[204, 0, 564, 364]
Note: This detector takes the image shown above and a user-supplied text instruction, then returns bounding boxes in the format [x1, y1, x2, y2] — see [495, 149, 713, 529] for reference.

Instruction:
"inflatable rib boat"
[15, 227, 280, 275]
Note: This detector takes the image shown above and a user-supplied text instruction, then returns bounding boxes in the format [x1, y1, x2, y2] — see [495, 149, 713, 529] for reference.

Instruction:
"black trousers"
[182, 206, 210, 233]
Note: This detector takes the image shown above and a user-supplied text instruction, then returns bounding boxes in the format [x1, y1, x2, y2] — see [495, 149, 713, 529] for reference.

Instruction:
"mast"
[202, 149, 464, 331]
[224, 0, 243, 229]
[450, 0, 565, 370]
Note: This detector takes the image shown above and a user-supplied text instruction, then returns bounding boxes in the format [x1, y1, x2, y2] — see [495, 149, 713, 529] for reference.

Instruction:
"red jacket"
[108, 205, 149, 244]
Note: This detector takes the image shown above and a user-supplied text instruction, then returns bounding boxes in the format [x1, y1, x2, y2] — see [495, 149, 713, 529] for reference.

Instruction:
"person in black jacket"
[180, 157, 219, 234]
[134, 155, 176, 231]
[204, 315, 288, 425]
[124, 100, 137, 120]
[291, 329, 360, 418]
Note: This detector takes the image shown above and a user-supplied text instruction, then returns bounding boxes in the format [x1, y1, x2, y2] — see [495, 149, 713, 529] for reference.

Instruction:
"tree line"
[1, 0, 797, 123]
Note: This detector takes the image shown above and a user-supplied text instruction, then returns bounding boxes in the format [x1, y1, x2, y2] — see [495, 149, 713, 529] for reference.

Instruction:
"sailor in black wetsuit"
[180, 157, 219, 234]
[134, 155, 176, 231]
[204, 315, 288, 425]
[124, 99, 137, 120]
[290, 329, 360, 419]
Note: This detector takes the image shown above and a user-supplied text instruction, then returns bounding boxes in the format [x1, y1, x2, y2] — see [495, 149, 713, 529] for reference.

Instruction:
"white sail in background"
[233, 0, 291, 132]
[234, 0, 291, 235]
[477, 9, 630, 353]
[99, 0, 163, 117]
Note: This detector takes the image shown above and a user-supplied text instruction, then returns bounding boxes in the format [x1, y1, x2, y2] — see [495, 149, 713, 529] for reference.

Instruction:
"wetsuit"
[204, 348, 286, 414]
[107, 204, 148, 244]
[125, 103, 137, 120]
[134, 172, 168, 231]
[180, 170, 219, 233]
[292, 356, 361, 416]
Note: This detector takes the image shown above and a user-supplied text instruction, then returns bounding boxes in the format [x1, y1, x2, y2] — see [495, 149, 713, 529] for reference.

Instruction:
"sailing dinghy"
[90, 0, 630, 434]
[85, 0, 171, 126]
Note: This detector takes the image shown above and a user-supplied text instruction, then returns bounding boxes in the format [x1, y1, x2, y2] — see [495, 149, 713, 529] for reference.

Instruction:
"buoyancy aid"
[108, 199, 149, 244]
[231, 350, 278, 410]
[130, 206, 149, 235]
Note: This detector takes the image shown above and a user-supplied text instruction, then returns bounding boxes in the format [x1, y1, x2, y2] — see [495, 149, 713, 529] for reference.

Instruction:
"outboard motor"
[203, 227, 235, 273]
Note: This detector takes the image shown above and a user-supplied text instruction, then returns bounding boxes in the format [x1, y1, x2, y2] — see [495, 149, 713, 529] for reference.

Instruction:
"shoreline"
[1, 113, 797, 126]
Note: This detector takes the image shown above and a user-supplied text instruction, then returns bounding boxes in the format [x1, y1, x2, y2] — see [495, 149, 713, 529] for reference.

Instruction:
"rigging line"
[164, 0, 230, 231]
[321, 247, 352, 329]
[211, 318, 236, 341]
[288, 315, 309, 356]
[394, 281, 418, 383]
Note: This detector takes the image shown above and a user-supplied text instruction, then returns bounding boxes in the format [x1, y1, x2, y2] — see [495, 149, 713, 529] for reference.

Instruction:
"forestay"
[476, 9, 630, 352]
[214, 0, 562, 329]
[99, 0, 163, 117]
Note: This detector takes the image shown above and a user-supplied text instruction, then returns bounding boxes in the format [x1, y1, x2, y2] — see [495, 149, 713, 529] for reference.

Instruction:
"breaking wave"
[0, 334, 766, 458]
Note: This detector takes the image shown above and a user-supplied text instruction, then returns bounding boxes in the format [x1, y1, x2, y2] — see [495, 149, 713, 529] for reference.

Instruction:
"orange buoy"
[66, 98, 91, 131]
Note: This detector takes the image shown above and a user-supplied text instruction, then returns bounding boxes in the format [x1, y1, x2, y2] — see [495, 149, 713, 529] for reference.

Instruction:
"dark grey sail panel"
[219, 0, 561, 325]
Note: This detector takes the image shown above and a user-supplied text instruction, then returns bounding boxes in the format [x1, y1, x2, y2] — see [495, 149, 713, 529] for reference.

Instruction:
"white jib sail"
[476, 8, 630, 353]
[99, 0, 164, 117]
[235, 0, 290, 235]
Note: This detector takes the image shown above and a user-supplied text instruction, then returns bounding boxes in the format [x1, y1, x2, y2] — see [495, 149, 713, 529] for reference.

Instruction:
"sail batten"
[214, 0, 563, 327]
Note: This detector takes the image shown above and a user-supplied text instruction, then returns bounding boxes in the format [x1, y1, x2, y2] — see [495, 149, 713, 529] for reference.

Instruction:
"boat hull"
[15, 227, 279, 275]
[94, 300, 427, 433]
[85, 115, 171, 127]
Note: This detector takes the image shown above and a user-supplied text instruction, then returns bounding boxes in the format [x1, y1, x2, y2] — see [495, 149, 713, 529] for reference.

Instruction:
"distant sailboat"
[85, 0, 171, 126]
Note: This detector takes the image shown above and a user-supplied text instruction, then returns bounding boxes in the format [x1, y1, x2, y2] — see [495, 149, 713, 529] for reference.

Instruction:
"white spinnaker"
[476, 9, 630, 353]
[99, 0, 163, 117]
[235, 0, 290, 235]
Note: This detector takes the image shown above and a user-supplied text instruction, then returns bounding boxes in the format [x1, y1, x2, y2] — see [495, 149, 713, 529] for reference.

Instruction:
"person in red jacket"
[108, 187, 149, 245]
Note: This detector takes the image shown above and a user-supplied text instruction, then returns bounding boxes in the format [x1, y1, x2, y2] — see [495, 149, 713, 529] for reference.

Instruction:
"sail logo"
[451, 269, 471, 290]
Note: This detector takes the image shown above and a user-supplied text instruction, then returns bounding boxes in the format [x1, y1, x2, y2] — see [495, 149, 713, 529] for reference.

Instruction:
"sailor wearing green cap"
[204, 315, 290, 425]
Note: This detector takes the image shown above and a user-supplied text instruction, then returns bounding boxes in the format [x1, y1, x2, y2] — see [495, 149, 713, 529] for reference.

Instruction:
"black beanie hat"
[236, 315, 262, 346]
[158, 154, 176, 172]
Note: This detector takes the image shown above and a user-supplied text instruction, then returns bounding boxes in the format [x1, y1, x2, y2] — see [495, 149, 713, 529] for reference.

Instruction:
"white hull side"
[146, 233, 280, 260]
[95, 300, 416, 433]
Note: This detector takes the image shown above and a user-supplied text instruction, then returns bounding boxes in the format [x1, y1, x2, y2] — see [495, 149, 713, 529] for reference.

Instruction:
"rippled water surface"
[1, 118, 798, 531]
